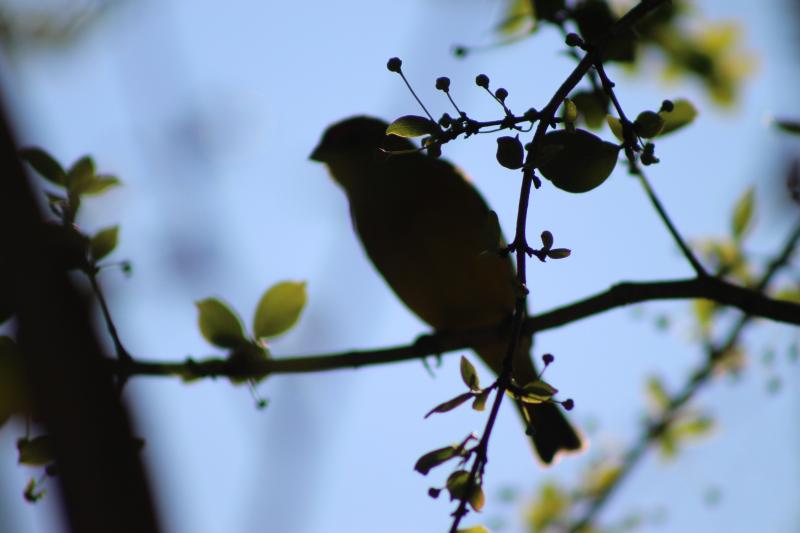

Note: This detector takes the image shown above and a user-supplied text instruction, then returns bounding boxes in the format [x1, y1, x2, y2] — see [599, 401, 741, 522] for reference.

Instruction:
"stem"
[567, 218, 800, 531]
[110, 273, 800, 380]
[592, 59, 708, 277]
[87, 268, 132, 362]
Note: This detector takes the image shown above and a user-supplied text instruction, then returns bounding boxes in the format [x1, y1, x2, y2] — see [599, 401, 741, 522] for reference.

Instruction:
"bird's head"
[310, 116, 415, 190]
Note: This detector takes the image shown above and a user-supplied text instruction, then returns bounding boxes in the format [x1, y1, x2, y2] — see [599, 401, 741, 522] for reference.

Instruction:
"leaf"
[561, 99, 577, 123]
[78, 175, 122, 196]
[414, 445, 461, 475]
[536, 128, 619, 193]
[693, 299, 717, 334]
[584, 462, 621, 497]
[773, 119, 800, 135]
[634, 111, 665, 138]
[547, 248, 570, 259]
[606, 115, 624, 141]
[571, 90, 608, 129]
[89, 226, 119, 262]
[646, 376, 670, 413]
[456, 527, 491, 533]
[774, 287, 800, 303]
[540, 230, 553, 250]
[731, 186, 755, 240]
[673, 415, 715, 439]
[67, 156, 96, 195]
[17, 436, 54, 466]
[386, 115, 439, 138]
[19, 147, 66, 185]
[23, 478, 46, 503]
[253, 281, 307, 339]
[446, 470, 473, 501]
[658, 99, 698, 135]
[425, 392, 474, 418]
[196, 298, 247, 348]
[472, 389, 490, 411]
[470, 483, 485, 511]
[460, 356, 480, 391]
[496, 0, 534, 36]
[528, 482, 567, 530]
[519, 379, 557, 403]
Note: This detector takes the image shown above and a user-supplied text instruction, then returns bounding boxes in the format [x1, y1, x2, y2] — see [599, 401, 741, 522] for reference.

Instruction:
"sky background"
[1, 0, 799, 532]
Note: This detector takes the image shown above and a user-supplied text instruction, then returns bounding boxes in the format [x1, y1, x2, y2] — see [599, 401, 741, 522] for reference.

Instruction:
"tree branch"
[566, 218, 800, 532]
[111, 273, 800, 380]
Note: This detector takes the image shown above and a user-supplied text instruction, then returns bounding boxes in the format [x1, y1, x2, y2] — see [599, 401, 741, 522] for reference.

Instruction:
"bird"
[310, 115, 582, 464]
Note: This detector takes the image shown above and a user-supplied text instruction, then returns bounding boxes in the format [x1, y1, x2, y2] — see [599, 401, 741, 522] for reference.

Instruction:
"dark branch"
[111, 274, 800, 380]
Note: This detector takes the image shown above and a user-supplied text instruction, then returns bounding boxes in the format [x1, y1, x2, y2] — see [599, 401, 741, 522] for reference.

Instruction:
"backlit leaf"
[19, 147, 66, 185]
[386, 115, 439, 138]
[731, 186, 755, 240]
[196, 298, 247, 348]
[253, 281, 307, 339]
[89, 225, 119, 262]
[658, 99, 698, 135]
[414, 445, 461, 475]
[425, 392, 474, 418]
[460, 356, 480, 391]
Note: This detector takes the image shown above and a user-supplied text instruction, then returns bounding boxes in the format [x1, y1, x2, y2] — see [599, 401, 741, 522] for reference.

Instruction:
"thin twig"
[593, 59, 708, 277]
[87, 268, 132, 362]
[567, 218, 800, 532]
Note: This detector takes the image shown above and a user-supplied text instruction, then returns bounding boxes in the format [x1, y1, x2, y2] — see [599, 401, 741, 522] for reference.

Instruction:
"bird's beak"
[309, 144, 327, 163]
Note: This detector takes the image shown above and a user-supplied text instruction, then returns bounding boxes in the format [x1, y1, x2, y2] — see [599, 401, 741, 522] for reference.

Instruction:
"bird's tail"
[475, 337, 583, 465]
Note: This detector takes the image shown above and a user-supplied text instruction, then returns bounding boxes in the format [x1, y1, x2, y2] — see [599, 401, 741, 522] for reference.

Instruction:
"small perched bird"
[310, 116, 582, 464]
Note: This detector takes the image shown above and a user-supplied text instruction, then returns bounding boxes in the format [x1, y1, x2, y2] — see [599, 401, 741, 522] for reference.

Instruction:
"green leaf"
[386, 115, 439, 138]
[17, 436, 54, 466]
[19, 147, 66, 185]
[606, 116, 624, 141]
[571, 90, 608, 129]
[456, 527, 491, 533]
[414, 445, 461, 475]
[425, 392, 474, 418]
[253, 281, 307, 339]
[460, 356, 480, 391]
[561, 99, 578, 123]
[496, 0, 534, 35]
[657, 99, 698, 135]
[472, 389, 490, 411]
[196, 298, 247, 348]
[446, 470, 473, 501]
[646, 376, 670, 412]
[519, 379, 557, 403]
[89, 225, 119, 262]
[23, 477, 46, 503]
[67, 156, 96, 195]
[773, 119, 800, 135]
[774, 287, 800, 303]
[673, 415, 714, 438]
[470, 483, 485, 511]
[547, 248, 571, 259]
[77, 175, 122, 196]
[528, 482, 567, 530]
[731, 186, 755, 240]
[536, 128, 619, 193]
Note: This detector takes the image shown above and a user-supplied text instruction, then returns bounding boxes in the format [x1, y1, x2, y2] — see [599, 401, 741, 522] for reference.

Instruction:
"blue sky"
[1, 0, 798, 532]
